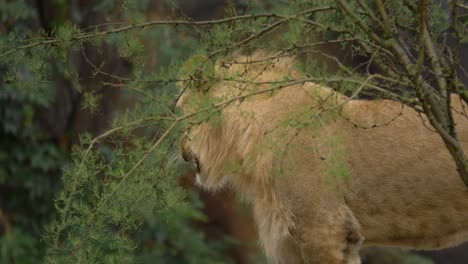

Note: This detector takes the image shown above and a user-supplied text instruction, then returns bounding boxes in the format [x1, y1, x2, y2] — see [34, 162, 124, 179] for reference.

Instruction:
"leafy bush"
[1, 0, 466, 263]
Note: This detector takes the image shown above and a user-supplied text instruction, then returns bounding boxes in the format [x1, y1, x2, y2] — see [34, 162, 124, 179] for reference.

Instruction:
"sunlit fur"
[177, 52, 468, 264]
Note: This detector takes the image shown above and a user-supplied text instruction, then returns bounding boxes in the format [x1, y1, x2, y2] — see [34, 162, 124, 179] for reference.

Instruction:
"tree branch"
[1, 7, 335, 59]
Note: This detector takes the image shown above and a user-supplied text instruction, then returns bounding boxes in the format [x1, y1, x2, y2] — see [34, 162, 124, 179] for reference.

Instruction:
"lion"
[176, 52, 468, 264]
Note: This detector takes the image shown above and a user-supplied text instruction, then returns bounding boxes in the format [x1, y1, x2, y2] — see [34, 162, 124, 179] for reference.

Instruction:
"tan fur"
[177, 52, 468, 264]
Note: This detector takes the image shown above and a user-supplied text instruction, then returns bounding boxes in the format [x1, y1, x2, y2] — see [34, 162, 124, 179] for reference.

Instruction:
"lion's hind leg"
[295, 207, 363, 264]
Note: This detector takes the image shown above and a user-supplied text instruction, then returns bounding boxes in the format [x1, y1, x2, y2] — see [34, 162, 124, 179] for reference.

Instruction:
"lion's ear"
[180, 54, 215, 94]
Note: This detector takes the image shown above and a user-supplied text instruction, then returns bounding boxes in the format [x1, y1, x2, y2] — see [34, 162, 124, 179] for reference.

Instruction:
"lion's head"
[177, 115, 239, 189]
[175, 52, 291, 190]
[175, 54, 234, 189]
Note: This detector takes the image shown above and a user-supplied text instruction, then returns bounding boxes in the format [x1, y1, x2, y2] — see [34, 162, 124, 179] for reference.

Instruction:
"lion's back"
[265, 90, 468, 249]
[336, 98, 468, 249]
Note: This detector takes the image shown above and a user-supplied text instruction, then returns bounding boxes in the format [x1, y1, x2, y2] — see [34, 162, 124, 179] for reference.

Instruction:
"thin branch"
[1, 14, 278, 58]
[209, 7, 336, 57]
[1, 7, 335, 59]
[375, 0, 393, 35]
[421, 15, 448, 99]
[457, 2, 468, 10]
[335, 0, 387, 47]
[98, 120, 178, 204]
[210, 18, 285, 57]
[356, 0, 383, 27]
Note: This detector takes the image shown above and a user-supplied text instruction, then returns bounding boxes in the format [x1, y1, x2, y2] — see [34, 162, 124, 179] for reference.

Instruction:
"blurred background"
[0, 1, 467, 263]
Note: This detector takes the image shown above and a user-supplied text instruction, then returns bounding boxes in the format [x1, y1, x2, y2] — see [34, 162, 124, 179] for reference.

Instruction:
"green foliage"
[324, 135, 351, 185]
[1, 1, 237, 263]
[0, 91, 66, 263]
[1, 0, 465, 263]
[0, 13, 68, 263]
[281, 20, 306, 47]
[0, 228, 42, 264]
[44, 128, 231, 263]
[0, 1, 35, 21]
[122, 0, 151, 23]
